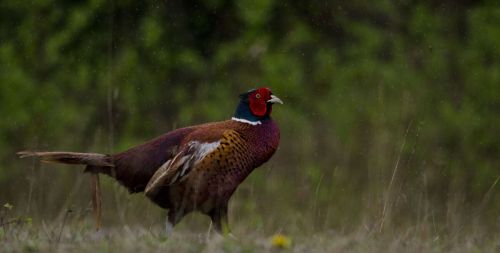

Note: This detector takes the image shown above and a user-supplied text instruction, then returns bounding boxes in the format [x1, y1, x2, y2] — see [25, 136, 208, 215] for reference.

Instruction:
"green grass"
[1, 221, 498, 253]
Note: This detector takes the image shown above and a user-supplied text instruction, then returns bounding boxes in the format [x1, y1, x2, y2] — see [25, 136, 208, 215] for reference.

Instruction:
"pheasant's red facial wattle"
[248, 88, 272, 117]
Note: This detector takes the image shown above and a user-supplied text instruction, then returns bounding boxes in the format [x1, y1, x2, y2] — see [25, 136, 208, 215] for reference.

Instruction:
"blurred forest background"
[0, 0, 499, 237]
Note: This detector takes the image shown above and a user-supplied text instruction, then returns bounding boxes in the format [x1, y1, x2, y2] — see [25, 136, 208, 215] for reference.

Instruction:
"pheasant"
[18, 87, 282, 235]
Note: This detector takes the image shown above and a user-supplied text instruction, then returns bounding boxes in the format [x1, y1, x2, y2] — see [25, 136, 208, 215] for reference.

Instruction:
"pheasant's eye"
[255, 94, 261, 99]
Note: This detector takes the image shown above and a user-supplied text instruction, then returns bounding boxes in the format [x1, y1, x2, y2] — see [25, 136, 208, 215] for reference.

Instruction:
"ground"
[1, 222, 498, 253]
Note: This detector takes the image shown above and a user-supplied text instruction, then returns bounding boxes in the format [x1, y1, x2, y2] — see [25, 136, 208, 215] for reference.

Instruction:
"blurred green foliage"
[0, 0, 499, 233]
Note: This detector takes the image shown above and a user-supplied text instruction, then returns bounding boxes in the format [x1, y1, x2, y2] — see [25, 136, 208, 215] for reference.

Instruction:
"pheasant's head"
[233, 87, 283, 124]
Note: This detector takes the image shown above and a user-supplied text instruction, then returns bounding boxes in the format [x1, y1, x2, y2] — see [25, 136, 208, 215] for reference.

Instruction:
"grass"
[1, 220, 499, 253]
[2, 161, 498, 253]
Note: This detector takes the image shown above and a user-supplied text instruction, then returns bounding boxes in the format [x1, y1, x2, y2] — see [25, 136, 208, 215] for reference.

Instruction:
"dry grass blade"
[379, 120, 413, 232]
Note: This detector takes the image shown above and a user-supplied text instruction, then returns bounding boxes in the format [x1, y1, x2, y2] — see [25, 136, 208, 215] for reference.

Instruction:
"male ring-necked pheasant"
[18, 87, 282, 235]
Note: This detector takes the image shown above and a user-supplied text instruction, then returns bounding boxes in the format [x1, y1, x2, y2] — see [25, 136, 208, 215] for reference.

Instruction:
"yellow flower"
[271, 233, 291, 249]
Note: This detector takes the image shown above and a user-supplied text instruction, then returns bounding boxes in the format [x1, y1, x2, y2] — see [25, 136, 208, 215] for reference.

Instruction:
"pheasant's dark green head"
[233, 87, 283, 124]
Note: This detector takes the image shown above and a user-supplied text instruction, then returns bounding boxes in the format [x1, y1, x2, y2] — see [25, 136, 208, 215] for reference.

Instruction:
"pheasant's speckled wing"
[144, 129, 239, 196]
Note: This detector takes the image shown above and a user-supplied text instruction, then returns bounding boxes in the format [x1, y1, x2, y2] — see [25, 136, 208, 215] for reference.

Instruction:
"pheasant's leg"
[165, 209, 183, 237]
[210, 205, 230, 236]
[165, 219, 174, 237]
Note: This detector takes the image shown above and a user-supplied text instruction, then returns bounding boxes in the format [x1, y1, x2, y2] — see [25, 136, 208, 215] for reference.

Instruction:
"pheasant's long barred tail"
[16, 151, 112, 231]
[17, 151, 114, 167]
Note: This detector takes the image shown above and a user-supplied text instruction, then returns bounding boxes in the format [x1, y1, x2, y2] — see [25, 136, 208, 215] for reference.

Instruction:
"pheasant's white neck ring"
[231, 117, 262, 125]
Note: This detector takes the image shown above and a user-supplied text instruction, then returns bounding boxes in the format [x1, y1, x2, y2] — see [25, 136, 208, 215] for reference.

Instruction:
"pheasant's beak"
[267, 95, 283, 104]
